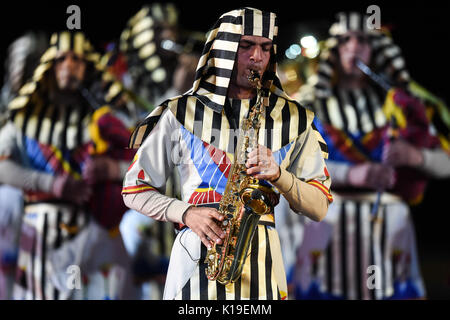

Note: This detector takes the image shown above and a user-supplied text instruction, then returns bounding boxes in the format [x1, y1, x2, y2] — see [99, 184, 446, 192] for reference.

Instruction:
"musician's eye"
[239, 44, 251, 49]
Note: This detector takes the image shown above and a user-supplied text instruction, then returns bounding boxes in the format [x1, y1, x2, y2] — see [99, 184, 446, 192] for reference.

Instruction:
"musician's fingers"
[246, 165, 262, 176]
[246, 155, 259, 167]
[207, 208, 224, 222]
[209, 220, 226, 239]
[247, 144, 269, 156]
[204, 225, 224, 245]
[247, 149, 258, 159]
[253, 171, 276, 181]
[258, 160, 270, 167]
[199, 234, 213, 248]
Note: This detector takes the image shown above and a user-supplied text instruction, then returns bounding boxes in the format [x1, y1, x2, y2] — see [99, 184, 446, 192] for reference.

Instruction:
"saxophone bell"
[240, 187, 273, 215]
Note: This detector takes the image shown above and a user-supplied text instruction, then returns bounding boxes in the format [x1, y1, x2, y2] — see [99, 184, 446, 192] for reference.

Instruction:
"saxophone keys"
[226, 204, 236, 212]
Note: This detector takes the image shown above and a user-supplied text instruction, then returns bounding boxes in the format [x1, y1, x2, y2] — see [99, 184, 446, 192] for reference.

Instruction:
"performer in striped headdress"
[122, 7, 333, 300]
[0, 31, 136, 299]
[293, 11, 450, 300]
[118, 3, 180, 107]
[114, 3, 207, 299]
[0, 31, 48, 299]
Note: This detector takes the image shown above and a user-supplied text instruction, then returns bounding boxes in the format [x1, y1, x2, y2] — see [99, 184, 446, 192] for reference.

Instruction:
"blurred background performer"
[0, 31, 48, 300]
[0, 31, 136, 300]
[293, 11, 450, 299]
[117, 3, 180, 109]
[105, 3, 205, 299]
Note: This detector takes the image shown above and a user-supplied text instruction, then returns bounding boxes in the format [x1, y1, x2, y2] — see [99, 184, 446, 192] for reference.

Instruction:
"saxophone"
[205, 70, 275, 285]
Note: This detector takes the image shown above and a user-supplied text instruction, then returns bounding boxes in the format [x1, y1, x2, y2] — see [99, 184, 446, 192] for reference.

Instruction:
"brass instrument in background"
[205, 70, 275, 285]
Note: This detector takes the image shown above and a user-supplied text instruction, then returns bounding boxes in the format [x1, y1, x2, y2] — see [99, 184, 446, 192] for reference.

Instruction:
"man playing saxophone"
[122, 7, 333, 300]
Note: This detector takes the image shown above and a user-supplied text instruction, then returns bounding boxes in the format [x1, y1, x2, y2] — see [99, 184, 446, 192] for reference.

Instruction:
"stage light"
[289, 44, 302, 55]
[285, 43, 302, 59]
[304, 46, 320, 59]
[300, 35, 317, 49]
[300, 35, 319, 59]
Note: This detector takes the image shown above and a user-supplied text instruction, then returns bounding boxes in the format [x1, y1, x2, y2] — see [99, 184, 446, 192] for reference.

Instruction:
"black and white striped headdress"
[190, 7, 291, 112]
[313, 12, 410, 99]
[329, 11, 375, 36]
[119, 3, 179, 84]
[4, 31, 107, 151]
[8, 31, 102, 111]
[8, 31, 126, 117]
[127, 7, 328, 156]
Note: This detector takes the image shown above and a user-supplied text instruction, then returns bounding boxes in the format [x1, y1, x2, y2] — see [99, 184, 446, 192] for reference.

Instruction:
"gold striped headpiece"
[313, 11, 410, 99]
[329, 11, 376, 36]
[119, 3, 179, 83]
[8, 31, 102, 111]
[191, 7, 291, 113]
[41, 31, 100, 64]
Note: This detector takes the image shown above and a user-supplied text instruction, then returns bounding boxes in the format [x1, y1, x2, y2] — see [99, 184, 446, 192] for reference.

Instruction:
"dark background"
[1, 0, 449, 299]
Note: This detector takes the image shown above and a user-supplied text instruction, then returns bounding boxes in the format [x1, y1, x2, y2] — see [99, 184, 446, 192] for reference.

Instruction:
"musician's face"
[231, 35, 273, 90]
[54, 51, 86, 91]
[337, 31, 372, 77]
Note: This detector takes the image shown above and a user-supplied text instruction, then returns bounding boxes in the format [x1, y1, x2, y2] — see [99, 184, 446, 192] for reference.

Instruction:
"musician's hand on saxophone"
[183, 206, 227, 248]
[245, 144, 281, 182]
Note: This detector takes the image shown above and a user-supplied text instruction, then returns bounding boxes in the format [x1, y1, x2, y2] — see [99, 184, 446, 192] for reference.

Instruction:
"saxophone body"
[205, 71, 275, 285]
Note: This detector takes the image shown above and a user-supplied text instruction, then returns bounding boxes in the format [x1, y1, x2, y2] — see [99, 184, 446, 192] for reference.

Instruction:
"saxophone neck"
[247, 70, 265, 117]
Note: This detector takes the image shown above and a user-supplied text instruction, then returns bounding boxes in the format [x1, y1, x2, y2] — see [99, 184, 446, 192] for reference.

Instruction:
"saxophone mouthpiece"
[248, 69, 261, 87]
[248, 69, 261, 81]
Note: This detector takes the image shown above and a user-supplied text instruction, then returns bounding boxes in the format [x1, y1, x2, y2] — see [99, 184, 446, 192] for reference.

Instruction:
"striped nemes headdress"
[313, 11, 410, 99]
[329, 11, 377, 36]
[8, 31, 129, 112]
[119, 3, 179, 84]
[43, 31, 100, 64]
[8, 31, 102, 111]
[191, 7, 292, 113]
[128, 7, 330, 158]
[4, 31, 116, 152]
